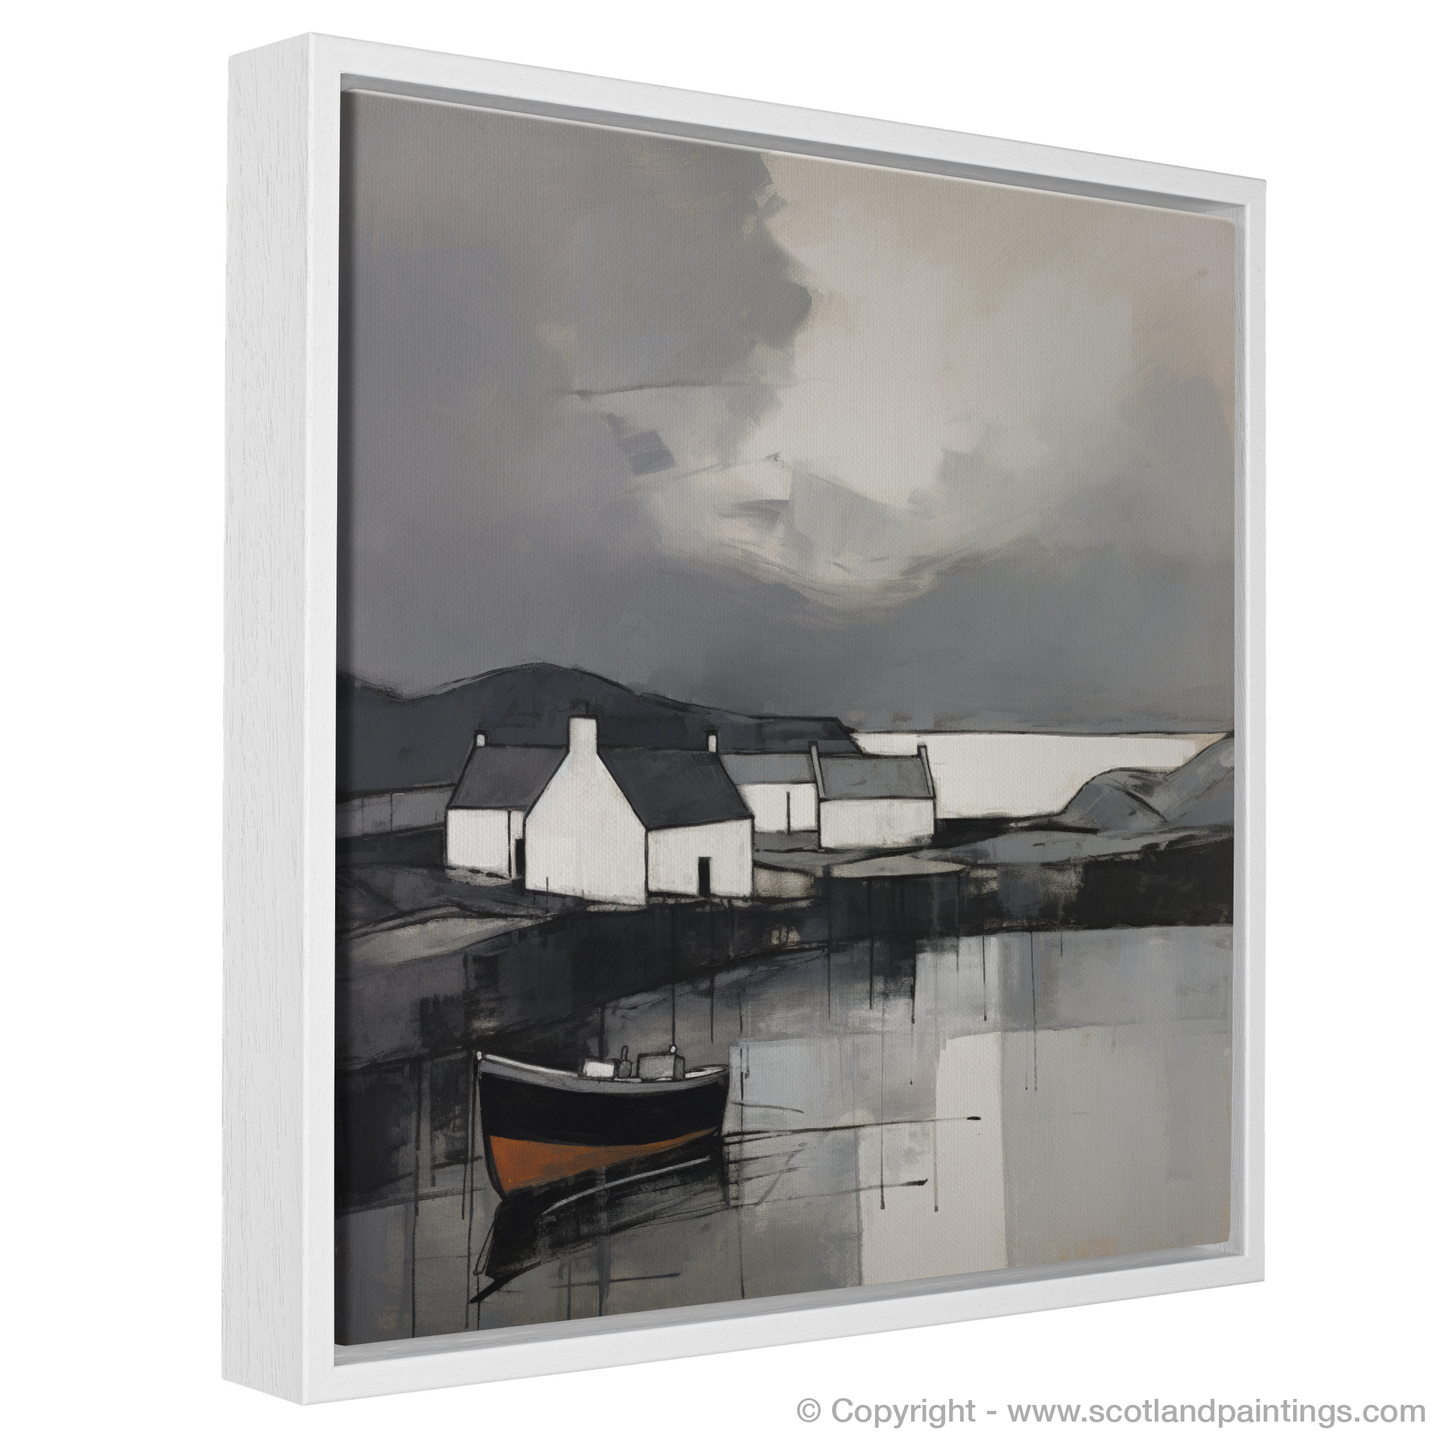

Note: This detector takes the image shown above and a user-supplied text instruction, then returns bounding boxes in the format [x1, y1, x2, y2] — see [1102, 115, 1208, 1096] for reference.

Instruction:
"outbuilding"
[812, 743, 936, 850]
[444, 734, 563, 879]
[719, 750, 819, 834]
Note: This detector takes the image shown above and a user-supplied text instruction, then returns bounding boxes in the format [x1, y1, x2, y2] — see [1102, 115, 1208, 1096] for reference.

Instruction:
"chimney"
[918, 742, 935, 798]
[568, 715, 598, 758]
[475, 732, 487, 748]
[706, 731, 718, 753]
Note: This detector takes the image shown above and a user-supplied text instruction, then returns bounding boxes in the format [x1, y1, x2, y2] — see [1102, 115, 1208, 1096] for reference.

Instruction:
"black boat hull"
[477, 1056, 730, 1194]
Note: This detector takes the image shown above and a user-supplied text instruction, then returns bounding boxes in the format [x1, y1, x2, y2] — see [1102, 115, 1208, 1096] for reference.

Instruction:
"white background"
[4, 1, 1441, 1438]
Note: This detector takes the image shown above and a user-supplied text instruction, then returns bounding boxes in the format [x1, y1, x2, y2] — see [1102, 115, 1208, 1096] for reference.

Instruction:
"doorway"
[697, 856, 711, 897]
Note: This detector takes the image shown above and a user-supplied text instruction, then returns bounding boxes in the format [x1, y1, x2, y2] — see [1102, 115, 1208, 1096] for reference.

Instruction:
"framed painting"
[224, 32, 1263, 1402]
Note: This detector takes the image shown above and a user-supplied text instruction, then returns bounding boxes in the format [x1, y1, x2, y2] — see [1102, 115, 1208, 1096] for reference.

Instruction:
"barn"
[526, 716, 754, 905]
[812, 743, 936, 849]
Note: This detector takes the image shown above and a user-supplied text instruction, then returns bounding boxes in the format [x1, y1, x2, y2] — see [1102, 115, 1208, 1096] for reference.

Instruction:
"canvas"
[333, 88, 1237, 1347]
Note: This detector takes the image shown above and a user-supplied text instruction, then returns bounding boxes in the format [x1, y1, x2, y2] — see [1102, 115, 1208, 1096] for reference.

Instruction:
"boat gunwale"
[478, 1051, 728, 1095]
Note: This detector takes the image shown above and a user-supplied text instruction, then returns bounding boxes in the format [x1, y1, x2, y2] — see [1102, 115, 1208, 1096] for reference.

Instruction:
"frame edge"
[223, 33, 313, 1403]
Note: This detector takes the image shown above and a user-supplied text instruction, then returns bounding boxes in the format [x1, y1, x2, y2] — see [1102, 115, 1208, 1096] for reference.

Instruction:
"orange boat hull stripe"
[488, 1129, 715, 1193]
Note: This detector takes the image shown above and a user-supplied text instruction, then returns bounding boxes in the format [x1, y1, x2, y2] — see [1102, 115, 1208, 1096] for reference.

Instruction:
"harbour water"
[335, 923, 1232, 1344]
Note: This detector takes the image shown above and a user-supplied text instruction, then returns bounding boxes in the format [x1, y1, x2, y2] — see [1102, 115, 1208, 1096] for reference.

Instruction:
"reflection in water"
[475, 1142, 728, 1306]
[334, 925, 1231, 1343]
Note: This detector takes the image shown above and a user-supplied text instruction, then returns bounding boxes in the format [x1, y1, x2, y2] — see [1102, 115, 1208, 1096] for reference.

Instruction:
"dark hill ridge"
[338, 663, 859, 798]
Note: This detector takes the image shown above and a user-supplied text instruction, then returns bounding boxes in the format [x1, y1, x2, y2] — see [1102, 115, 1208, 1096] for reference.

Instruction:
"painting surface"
[335, 91, 1236, 1344]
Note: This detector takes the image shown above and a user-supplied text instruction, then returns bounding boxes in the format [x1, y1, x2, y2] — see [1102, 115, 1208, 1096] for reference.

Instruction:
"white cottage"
[812, 743, 936, 850]
[526, 717, 753, 905]
[444, 733, 564, 878]
[719, 750, 818, 834]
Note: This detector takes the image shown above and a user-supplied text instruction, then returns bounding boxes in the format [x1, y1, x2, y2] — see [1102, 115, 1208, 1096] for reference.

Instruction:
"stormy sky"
[339, 91, 1235, 730]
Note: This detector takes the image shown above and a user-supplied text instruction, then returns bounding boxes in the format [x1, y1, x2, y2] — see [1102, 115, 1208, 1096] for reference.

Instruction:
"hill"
[930, 736, 1234, 868]
[338, 663, 859, 797]
[1050, 734, 1235, 834]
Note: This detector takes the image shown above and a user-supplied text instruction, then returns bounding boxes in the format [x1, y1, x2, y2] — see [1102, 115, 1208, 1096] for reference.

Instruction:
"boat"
[476, 1046, 730, 1195]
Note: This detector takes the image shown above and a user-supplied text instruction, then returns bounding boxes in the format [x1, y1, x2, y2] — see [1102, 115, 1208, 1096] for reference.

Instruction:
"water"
[335, 924, 1232, 1343]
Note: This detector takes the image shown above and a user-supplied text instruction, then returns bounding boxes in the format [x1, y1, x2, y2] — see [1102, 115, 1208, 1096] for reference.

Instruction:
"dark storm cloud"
[339, 90, 810, 693]
[340, 91, 1234, 730]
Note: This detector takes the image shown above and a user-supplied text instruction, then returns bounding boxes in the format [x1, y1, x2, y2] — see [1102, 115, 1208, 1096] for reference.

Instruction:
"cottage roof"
[817, 753, 933, 801]
[602, 749, 752, 830]
[720, 751, 816, 786]
[449, 745, 565, 811]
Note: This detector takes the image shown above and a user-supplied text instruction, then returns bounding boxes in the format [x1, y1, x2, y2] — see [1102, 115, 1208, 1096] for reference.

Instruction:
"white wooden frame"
[224, 31, 1265, 1403]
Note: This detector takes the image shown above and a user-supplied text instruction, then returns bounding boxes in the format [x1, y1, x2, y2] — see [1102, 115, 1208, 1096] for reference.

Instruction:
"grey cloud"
[340, 91, 1233, 731]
